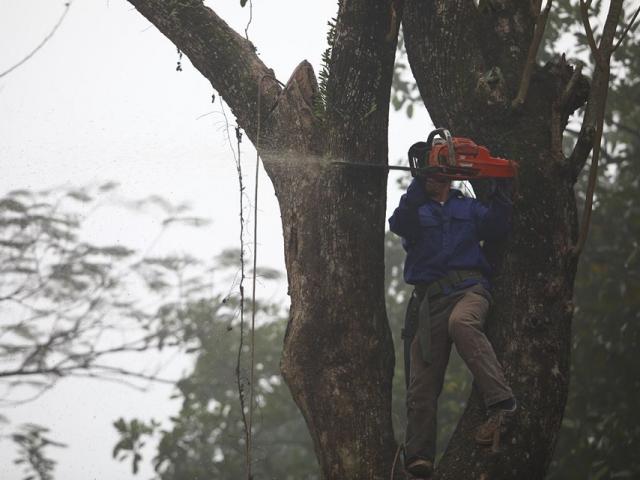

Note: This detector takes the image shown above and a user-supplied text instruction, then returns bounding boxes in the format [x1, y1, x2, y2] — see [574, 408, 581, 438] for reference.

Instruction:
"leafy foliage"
[0, 185, 211, 402]
[0, 184, 210, 479]
[110, 231, 470, 479]
[113, 419, 160, 474]
[552, 153, 640, 480]
[314, 12, 338, 120]
[112, 272, 318, 479]
[11, 424, 66, 480]
[549, 11, 640, 475]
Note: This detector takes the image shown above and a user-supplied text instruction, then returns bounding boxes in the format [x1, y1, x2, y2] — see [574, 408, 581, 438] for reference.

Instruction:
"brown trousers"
[404, 283, 513, 462]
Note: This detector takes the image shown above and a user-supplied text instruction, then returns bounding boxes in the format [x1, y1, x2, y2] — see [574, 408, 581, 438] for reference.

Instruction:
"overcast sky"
[0, 1, 432, 478]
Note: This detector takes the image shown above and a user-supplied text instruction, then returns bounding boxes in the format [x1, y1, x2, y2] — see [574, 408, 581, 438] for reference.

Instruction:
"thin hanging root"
[389, 443, 403, 480]
[246, 72, 275, 480]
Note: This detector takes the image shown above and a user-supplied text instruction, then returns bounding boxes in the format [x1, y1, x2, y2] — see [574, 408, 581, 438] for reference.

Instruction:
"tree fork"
[126, 1, 402, 478]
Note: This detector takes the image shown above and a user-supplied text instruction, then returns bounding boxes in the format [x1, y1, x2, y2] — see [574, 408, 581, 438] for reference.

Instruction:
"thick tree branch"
[570, 0, 624, 174]
[276, 3, 401, 479]
[579, 0, 605, 69]
[126, 0, 281, 146]
[403, 0, 484, 130]
[572, 0, 624, 257]
[323, 0, 400, 160]
[512, 0, 553, 109]
[568, 125, 595, 172]
[551, 61, 586, 163]
[558, 62, 584, 110]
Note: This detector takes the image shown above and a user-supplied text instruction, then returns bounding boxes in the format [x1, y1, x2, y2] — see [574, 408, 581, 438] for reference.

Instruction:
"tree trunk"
[125, 1, 403, 476]
[273, 2, 401, 476]
[402, 1, 589, 477]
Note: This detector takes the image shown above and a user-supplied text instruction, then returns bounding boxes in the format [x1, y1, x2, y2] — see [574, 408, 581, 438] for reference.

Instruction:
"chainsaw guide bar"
[333, 128, 518, 181]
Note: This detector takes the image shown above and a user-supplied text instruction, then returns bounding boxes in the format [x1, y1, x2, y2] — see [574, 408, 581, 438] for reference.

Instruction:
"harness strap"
[414, 270, 484, 364]
[414, 269, 482, 298]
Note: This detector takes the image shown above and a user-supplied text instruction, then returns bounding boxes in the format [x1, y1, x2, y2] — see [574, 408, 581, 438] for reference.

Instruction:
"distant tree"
[111, 250, 318, 479]
[550, 128, 640, 480]
[0, 184, 210, 480]
[0, 185, 210, 399]
[548, 15, 640, 476]
[110, 234, 471, 478]
[8, 423, 66, 480]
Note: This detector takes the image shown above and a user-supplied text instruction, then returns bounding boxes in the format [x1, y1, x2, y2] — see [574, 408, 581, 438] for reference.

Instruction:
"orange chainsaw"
[408, 128, 518, 180]
[333, 128, 518, 180]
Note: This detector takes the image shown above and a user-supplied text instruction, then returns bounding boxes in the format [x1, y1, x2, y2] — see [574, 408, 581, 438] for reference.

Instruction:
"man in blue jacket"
[389, 174, 516, 478]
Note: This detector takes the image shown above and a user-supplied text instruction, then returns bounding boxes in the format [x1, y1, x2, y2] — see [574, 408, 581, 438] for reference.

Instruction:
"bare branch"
[605, 116, 640, 142]
[570, 0, 624, 174]
[0, 381, 55, 407]
[568, 125, 595, 173]
[0, 2, 73, 79]
[612, 4, 640, 53]
[579, 0, 605, 69]
[572, 0, 624, 257]
[0, 187, 216, 405]
[0, 363, 175, 385]
[80, 364, 176, 384]
[126, 0, 281, 145]
[65, 372, 151, 391]
[512, 0, 553, 109]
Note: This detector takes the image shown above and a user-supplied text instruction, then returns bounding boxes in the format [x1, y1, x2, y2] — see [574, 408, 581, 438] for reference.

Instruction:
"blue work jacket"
[388, 187, 511, 288]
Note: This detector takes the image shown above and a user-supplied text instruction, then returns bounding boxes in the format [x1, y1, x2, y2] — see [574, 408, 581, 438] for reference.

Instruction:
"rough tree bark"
[402, 1, 621, 479]
[125, 0, 622, 478]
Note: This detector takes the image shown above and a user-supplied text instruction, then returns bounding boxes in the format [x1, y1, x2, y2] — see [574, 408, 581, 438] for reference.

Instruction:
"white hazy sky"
[0, 1, 432, 478]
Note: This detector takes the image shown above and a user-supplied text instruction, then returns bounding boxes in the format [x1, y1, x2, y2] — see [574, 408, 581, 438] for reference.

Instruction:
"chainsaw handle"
[408, 129, 455, 178]
[426, 128, 455, 167]
[407, 141, 430, 178]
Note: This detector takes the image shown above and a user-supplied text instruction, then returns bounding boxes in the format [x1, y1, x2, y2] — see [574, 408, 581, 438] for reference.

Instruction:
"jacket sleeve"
[389, 194, 419, 240]
[471, 185, 513, 241]
[388, 178, 426, 241]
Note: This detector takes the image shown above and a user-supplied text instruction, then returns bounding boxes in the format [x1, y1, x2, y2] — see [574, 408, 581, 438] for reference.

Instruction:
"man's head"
[424, 176, 451, 202]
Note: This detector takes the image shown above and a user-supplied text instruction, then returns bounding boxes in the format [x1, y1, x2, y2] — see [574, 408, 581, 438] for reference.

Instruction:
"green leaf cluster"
[113, 299, 318, 479]
[11, 424, 66, 480]
[314, 12, 339, 121]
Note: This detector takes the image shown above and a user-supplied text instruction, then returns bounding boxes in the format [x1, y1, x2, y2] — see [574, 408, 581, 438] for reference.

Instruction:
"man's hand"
[406, 177, 428, 207]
